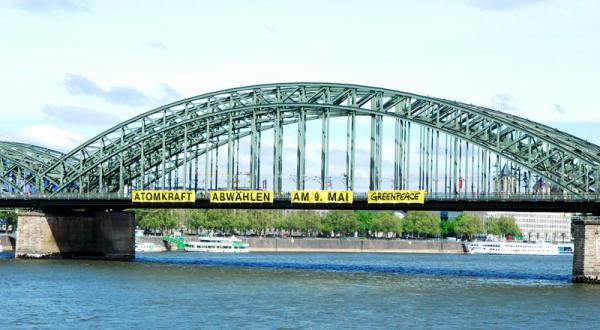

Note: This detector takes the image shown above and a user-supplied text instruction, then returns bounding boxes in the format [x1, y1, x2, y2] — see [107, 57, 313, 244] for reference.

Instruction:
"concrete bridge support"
[573, 216, 600, 283]
[15, 211, 135, 260]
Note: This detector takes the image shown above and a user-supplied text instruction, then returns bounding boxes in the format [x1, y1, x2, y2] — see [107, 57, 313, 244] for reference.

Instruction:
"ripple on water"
[135, 252, 572, 283]
[1, 252, 598, 329]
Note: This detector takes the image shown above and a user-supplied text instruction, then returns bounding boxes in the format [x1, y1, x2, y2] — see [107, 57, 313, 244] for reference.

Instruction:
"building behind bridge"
[467, 211, 572, 242]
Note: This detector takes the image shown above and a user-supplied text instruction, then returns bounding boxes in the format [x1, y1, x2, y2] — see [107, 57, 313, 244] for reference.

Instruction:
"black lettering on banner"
[132, 190, 195, 203]
[328, 192, 336, 201]
[301, 192, 308, 201]
[367, 190, 425, 204]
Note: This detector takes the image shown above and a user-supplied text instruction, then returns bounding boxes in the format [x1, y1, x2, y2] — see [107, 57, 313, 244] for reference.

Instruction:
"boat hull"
[467, 241, 573, 256]
[184, 235, 251, 253]
[184, 248, 251, 253]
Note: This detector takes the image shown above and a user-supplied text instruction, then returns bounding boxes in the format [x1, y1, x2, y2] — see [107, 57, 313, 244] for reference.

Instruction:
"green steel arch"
[0, 141, 68, 192]
[34, 83, 599, 195]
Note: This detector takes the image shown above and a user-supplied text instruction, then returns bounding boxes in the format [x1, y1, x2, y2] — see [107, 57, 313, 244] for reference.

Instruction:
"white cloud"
[14, 0, 89, 13]
[0, 124, 86, 152]
[42, 104, 121, 125]
[1, 0, 600, 161]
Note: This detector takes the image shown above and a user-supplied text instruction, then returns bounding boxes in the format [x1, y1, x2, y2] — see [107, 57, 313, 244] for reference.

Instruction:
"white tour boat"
[184, 235, 250, 253]
[467, 237, 573, 256]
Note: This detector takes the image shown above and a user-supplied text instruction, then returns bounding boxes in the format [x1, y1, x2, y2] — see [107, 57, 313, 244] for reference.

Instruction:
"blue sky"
[0, 0, 599, 155]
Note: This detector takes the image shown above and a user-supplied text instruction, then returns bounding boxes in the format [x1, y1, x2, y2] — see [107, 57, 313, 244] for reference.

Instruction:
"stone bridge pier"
[573, 215, 600, 283]
[15, 211, 135, 260]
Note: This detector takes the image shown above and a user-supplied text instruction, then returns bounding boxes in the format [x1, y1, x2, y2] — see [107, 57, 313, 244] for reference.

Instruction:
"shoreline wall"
[242, 237, 464, 253]
[136, 236, 466, 253]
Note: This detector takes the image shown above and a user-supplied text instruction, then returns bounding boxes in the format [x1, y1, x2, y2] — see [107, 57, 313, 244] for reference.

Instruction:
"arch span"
[0, 141, 68, 193]
[28, 83, 600, 195]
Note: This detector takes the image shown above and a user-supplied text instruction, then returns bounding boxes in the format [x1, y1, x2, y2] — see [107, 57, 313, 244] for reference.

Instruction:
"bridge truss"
[2, 83, 599, 196]
[0, 141, 72, 193]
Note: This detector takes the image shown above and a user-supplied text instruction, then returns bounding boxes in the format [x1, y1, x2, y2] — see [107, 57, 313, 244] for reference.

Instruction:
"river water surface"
[1, 252, 599, 329]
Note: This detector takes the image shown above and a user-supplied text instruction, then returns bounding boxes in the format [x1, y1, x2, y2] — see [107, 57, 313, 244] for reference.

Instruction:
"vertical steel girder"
[273, 108, 283, 194]
[227, 113, 234, 190]
[204, 120, 211, 191]
[346, 110, 356, 191]
[250, 112, 259, 190]
[23, 83, 600, 197]
[394, 112, 402, 190]
[369, 93, 383, 191]
[321, 108, 330, 190]
[296, 107, 306, 190]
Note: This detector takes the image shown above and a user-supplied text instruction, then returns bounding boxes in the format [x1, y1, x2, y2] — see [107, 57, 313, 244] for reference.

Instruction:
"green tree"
[135, 209, 178, 234]
[227, 210, 247, 235]
[291, 210, 321, 237]
[136, 209, 158, 233]
[371, 212, 402, 238]
[440, 219, 458, 237]
[156, 210, 179, 234]
[485, 218, 502, 236]
[186, 210, 207, 234]
[454, 214, 485, 240]
[403, 211, 441, 238]
[0, 209, 18, 230]
[487, 216, 521, 237]
[251, 210, 278, 236]
[205, 209, 235, 233]
[355, 210, 375, 237]
[322, 210, 359, 237]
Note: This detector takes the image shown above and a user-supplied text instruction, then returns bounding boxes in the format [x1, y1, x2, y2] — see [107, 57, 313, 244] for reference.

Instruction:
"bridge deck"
[1, 193, 599, 213]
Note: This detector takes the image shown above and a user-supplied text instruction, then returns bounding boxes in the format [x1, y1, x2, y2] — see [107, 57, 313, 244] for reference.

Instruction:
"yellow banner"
[132, 190, 196, 203]
[210, 190, 273, 203]
[368, 190, 426, 204]
[290, 190, 353, 203]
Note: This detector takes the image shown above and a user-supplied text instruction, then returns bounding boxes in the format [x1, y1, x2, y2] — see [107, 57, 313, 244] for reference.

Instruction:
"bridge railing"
[1, 191, 600, 202]
[0, 192, 131, 200]
[424, 192, 600, 202]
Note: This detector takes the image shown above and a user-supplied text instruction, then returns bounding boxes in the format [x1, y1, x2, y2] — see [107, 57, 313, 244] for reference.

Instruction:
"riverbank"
[138, 236, 466, 253]
[242, 237, 465, 253]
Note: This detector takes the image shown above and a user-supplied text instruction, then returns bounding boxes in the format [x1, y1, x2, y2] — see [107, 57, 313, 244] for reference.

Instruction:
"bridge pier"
[573, 216, 600, 283]
[15, 211, 135, 260]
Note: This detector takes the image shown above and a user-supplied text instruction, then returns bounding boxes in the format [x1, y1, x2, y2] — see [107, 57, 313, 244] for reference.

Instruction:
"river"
[1, 252, 599, 329]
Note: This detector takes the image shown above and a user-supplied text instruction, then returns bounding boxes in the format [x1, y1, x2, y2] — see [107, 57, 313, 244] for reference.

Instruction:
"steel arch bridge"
[2, 83, 599, 198]
[0, 141, 73, 193]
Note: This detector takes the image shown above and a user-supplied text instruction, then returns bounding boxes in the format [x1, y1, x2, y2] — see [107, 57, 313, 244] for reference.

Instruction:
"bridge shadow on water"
[135, 253, 572, 283]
